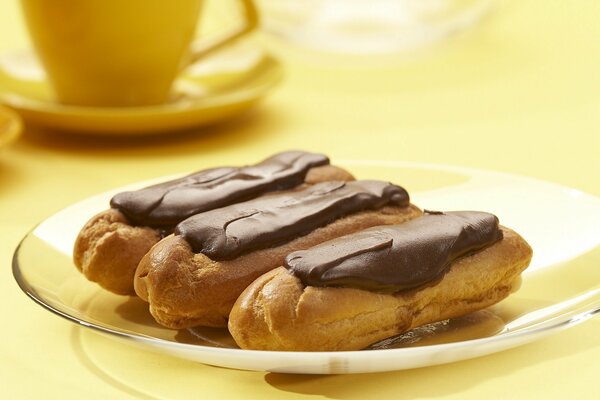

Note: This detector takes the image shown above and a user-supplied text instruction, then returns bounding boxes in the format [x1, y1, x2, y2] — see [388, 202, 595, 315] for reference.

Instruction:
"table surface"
[2, 1, 600, 399]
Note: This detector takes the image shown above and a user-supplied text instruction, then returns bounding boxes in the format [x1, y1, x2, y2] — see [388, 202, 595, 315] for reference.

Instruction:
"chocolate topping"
[175, 180, 409, 260]
[109, 151, 329, 227]
[285, 211, 503, 293]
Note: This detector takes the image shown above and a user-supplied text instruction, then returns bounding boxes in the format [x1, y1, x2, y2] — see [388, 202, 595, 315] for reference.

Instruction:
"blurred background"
[2, 1, 600, 398]
[1, 1, 598, 191]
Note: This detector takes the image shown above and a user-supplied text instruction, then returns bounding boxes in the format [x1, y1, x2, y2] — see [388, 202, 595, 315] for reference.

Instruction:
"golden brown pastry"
[228, 211, 533, 351]
[73, 151, 354, 295]
[134, 180, 422, 328]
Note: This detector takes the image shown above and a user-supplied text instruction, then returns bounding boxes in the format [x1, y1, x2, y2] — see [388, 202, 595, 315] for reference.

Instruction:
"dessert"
[228, 211, 533, 351]
[73, 151, 354, 295]
[134, 180, 422, 328]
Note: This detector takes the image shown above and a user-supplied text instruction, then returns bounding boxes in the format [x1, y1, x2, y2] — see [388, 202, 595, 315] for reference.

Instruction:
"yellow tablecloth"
[2, 1, 600, 398]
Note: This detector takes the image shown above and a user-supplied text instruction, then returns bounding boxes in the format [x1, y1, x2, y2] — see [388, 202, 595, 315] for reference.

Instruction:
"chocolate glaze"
[175, 180, 409, 260]
[110, 151, 329, 227]
[285, 211, 503, 293]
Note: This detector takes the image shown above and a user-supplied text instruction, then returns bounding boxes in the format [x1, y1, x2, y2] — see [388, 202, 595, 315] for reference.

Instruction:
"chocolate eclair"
[134, 180, 422, 328]
[228, 211, 533, 351]
[73, 151, 354, 295]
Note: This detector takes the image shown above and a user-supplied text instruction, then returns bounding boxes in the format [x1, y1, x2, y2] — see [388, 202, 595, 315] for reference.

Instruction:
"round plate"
[0, 44, 282, 135]
[12, 160, 600, 374]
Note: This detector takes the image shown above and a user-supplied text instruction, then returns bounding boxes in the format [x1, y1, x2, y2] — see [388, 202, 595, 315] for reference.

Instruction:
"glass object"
[256, 0, 495, 54]
[13, 161, 600, 374]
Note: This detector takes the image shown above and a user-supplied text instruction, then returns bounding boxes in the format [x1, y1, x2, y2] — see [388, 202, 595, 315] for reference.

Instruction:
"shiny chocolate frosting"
[110, 151, 329, 227]
[175, 180, 409, 260]
[285, 211, 503, 293]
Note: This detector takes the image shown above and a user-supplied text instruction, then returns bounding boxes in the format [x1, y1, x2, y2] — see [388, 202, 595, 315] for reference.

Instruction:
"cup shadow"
[16, 106, 282, 159]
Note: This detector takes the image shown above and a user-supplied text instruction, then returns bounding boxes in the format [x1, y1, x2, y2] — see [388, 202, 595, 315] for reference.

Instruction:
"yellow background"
[1, 0, 599, 398]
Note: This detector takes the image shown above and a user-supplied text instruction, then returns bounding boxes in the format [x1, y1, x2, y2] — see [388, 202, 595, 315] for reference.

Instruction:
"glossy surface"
[176, 180, 408, 258]
[285, 211, 503, 292]
[0, 44, 282, 134]
[13, 162, 600, 373]
[111, 150, 328, 227]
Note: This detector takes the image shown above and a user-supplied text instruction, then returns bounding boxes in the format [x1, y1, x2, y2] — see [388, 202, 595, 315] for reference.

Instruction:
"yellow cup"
[20, 0, 258, 107]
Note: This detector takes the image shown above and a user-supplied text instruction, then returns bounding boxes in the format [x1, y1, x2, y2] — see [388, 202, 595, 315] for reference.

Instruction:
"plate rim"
[11, 160, 600, 373]
[13, 229, 600, 372]
[0, 47, 283, 116]
[0, 55, 282, 117]
[0, 48, 283, 135]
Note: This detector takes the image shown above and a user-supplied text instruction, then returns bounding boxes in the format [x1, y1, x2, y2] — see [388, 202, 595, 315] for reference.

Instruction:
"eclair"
[73, 151, 354, 295]
[228, 211, 533, 351]
[134, 180, 422, 329]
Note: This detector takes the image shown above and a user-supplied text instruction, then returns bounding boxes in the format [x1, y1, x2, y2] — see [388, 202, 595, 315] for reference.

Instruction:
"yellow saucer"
[0, 44, 282, 135]
[0, 105, 22, 147]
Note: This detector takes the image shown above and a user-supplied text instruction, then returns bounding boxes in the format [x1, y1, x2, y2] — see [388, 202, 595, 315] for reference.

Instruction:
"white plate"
[12, 160, 600, 374]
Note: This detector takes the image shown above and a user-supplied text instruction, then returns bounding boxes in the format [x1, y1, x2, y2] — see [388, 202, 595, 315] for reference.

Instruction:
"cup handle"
[184, 0, 258, 68]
